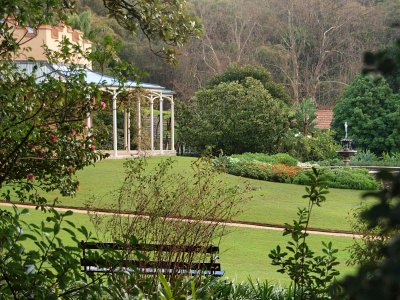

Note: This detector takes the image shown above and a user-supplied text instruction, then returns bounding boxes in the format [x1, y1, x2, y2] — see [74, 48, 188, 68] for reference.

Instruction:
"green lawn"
[0, 205, 355, 284]
[13, 156, 369, 232]
[0, 156, 369, 283]
[221, 227, 355, 284]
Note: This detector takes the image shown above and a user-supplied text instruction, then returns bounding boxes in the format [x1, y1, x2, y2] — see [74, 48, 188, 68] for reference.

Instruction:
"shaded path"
[0, 202, 361, 238]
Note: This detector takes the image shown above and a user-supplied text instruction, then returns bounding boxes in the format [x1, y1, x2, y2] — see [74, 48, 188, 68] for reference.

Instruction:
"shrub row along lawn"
[1, 156, 369, 232]
[0, 205, 356, 284]
[215, 153, 379, 190]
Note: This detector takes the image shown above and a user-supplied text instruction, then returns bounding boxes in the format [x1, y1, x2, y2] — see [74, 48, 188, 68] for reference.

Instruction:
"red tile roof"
[315, 109, 333, 129]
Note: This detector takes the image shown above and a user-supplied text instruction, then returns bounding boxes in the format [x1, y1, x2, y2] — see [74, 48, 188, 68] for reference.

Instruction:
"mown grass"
[0, 205, 356, 284]
[18, 156, 370, 232]
[0, 156, 367, 283]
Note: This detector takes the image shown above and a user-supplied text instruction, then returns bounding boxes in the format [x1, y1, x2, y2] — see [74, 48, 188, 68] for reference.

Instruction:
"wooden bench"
[80, 241, 224, 277]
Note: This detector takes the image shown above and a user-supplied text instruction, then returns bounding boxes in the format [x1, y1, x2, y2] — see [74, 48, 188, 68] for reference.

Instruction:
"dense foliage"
[178, 67, 291, 155]
[331, 75, 400, 155]
[340, 172, 400, 299]
[0, 207, 143, 298]
[0, 52, 108, 205]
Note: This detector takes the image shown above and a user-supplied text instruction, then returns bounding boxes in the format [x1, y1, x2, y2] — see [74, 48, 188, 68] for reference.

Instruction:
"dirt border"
[0, 201, 361, 238]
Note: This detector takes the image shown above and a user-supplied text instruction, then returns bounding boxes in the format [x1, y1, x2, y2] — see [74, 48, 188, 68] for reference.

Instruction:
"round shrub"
[292, 168, 378, 190]
[280, 130, 339, 162]
[178, 72, 291, 155]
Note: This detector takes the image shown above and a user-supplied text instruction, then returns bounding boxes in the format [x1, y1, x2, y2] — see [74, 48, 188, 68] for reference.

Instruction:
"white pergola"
[82, 70, 176, 158]
[15, 61, 175, 157]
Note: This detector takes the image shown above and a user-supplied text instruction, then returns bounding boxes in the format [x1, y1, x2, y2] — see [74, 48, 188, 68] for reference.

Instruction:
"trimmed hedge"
[231, 153, 298, 166]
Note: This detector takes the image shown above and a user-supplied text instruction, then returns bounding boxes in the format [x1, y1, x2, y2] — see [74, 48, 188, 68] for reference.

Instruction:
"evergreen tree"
[332, 75, 400, 154]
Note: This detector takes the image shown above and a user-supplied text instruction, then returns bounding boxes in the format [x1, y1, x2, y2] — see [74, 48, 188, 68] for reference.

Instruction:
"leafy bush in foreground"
[0, 207, 142, 299]
[270, 168, 340, 299]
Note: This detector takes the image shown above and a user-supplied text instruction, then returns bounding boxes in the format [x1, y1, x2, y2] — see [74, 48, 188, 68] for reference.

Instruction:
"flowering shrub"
[269, 164, 302, 183]
[217, 156, 301, 183]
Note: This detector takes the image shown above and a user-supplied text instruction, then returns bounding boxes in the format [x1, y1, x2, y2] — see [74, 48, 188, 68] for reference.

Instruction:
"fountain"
[337, 122, 357, 166]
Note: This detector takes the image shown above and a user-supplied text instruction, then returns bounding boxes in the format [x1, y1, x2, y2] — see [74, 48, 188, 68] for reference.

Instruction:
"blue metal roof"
[14, 61, 174, 94]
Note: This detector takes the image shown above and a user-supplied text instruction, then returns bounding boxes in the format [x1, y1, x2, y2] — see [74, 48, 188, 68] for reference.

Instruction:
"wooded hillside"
[76, 0, 400, 107]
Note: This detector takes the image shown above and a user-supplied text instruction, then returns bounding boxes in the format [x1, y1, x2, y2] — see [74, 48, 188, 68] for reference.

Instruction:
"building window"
[51, 27, 59, 39]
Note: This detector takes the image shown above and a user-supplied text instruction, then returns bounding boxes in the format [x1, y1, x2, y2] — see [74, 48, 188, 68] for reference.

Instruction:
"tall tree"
[171, 0, 266, 101]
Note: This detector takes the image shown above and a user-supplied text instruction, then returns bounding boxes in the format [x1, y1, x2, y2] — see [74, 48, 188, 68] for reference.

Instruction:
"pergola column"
[86, 112, 92, 129]
[137, 97, 142, 153]
[123, 105, 131, 153]
[86, 94, 92, 130]
[112, 90, 118, 158]
[150, 96, 154, 153]
[170, 98, 175, 151]
[159, 93, 163, 153]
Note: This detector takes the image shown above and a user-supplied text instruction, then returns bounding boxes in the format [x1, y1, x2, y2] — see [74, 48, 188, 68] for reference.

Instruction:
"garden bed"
[215, 153, 379, 190]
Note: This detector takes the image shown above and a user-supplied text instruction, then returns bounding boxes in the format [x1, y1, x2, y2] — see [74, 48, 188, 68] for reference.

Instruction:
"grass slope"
[25, 156, 368, 231]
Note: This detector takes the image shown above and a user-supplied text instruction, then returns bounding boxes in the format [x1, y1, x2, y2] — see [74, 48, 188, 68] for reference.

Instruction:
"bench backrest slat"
[80, 241, 223, 277]
[80, 241, 219, 254]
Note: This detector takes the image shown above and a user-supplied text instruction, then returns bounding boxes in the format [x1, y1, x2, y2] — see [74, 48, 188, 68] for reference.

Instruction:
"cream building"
[12, 22, 92, 67]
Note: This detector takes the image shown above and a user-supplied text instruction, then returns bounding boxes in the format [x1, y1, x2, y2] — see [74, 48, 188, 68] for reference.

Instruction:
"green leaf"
[158, 273, 173, 299]
[62, 210, 73, 217]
